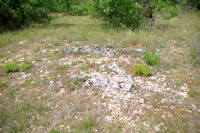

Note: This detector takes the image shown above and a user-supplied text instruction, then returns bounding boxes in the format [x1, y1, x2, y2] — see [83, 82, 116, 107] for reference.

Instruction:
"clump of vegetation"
[48, 128, 64, 133]
[80, 64, 89, 70]
[133, 63, 152, 76]
[21, 59, 31, 72]
[0, 0, 50, 31]
[70, 117, 96, 133]
[3, 61, 19, 73]
[106, 121, 122, 133]
[0, 78, 4, 87]
[94, 0, 179, 30]
[71, 60, 83, 66]
[188, 89, 200, 97]
[144, 50, 160, 66]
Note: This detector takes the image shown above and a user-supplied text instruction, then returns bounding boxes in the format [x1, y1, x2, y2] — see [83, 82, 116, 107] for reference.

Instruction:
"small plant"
[0, 78, 3, 87]
[3, 61, 19, 73]
[71, 60, 83, 66]
[144, 50, 160, 66]
[133, 63, 152, 76]
[21, 59, 31, 72]
[71, 117, 95, 133]
[56, 64, 70, 72]
[188, 89, 200, 97]
[80, 64, 89, 70]
[48, 128, 62, 133]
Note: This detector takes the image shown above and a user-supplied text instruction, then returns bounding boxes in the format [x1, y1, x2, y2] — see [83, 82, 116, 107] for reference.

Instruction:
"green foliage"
[188, 89, 200, 97]
[48, 128, 63, 133]
[3, 61, 19, 73]
[133, 63, 152, 76]
[151, 0, 179, 20]
[45, 0, 67, 12]
[93, 0, 180, 30]
[80, 64, 89, 70]
[71, 117, 95, 133]
[21, 59, 31, 72]
[144, 50, 160, 66]
[0, 0, 50, 31]
[94, 0, 144, 30]
[69, 0, 94, 15]
[0, 78, 3, 87]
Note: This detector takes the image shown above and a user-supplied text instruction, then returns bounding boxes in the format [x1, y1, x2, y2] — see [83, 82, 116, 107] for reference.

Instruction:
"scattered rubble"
[64, 45, 118, 56]
[85, 62, 134, 92]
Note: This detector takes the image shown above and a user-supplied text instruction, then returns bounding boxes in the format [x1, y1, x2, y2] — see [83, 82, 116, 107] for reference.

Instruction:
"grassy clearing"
[0, 11, 200, 132]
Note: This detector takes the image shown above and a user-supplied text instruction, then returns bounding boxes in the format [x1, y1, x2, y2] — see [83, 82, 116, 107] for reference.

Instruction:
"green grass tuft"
[3, 61, 19, 73]
[71, 117, 95, 133]
[80, 64, 89, 70]
[0, 78, 3, 87]
[21, 59, 31, 72]
[144, 50, 160, 66]
[133, 63, 152, 76]
[188, 89, 200, 97]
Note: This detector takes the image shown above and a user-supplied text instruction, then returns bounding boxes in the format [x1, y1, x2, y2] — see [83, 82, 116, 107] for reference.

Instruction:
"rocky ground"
[0, 38, 199, 132]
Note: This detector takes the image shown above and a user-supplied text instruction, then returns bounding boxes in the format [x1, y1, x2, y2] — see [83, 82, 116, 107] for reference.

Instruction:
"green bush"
[0, 0, 50, 31]
[93, 0, 179, 30]
[3, 61, 19, 73]
[133, 63, 152, 76]
[144, 50, 160, 66]
[94, 0, 144, 30]
[70, 4, 89, 15]
[69, 0, 94, 15]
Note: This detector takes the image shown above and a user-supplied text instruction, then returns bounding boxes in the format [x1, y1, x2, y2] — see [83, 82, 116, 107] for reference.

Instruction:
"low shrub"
[133, 63, 152, 76]
[3, 61, 19, 73]
[144, 50, 160, 66]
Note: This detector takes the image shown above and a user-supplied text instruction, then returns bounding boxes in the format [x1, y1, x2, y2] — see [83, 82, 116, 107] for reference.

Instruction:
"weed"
[188, 89, 200, 97]
[133, 63, 152, 76]
[69, 50, 84, 55]
[33, 47, 41, 53]
[144, 50, 160, 66]
[171, 63, 177, 69]
[71, 117, 95, 133]
[164, 117, 187, 133]
[21, 59, 31, 72]
[80, 64, 89, 70]
[45, 43, 53, 49]
[107, 121, 122, 133]
[0, 78, 3, 87]
[7, 88, 18, 98]
[48, 128, 63, 133]
[50, 87, 59, 92]
[33, 57, 43, 62]
[71, 60, 83, 66]
[37, 104, 49, 114]
[56, 64, 70, 72]
[54, 41, 61, 46]
[3, 61, 19, 73]
[139, 123, 145, 133]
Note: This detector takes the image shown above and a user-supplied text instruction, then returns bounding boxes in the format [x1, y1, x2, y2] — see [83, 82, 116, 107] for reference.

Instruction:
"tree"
[0, 0, 50, 31]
